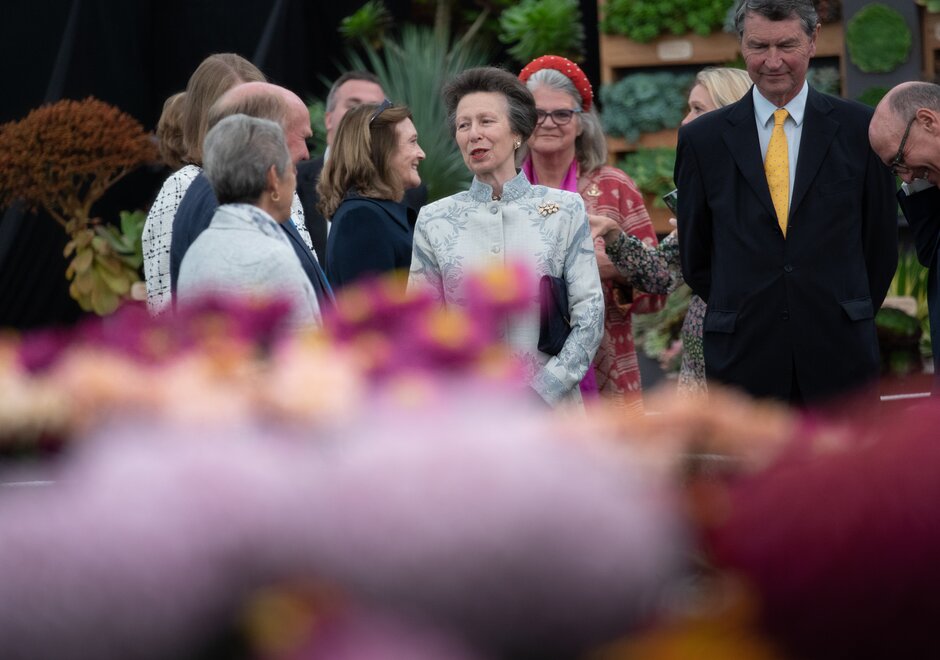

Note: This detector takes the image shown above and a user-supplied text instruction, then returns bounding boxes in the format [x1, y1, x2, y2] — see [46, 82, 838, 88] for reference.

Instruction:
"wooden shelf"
[606, 129, 678, 157]
[600, 23, 844, 84]
[921, 8, 940, 80]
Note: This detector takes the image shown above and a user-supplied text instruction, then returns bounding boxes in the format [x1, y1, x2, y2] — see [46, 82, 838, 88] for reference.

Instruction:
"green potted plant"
[600, 72, 694, 142]
[498, 0, 585, 65]
[845, 3, 912, 73]
[601, 0, 737, 42]
[339, 0, 394, 48]
[618, 148, 677, 207]
[0, 98, 157, 315]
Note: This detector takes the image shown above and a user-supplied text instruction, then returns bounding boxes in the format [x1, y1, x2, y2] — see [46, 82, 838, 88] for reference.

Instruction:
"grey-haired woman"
[177, 114, 321, 329]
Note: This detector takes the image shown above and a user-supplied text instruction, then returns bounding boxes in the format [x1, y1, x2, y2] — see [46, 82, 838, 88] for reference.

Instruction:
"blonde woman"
[592, 67, 752, 396]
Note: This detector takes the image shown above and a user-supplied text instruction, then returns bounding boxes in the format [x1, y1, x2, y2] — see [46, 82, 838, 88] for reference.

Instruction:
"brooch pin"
[537, 202, 560, 216]
[585, 183, 601, 197]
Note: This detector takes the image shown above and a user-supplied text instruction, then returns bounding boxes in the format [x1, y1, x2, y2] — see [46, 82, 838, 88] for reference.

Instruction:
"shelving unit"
[921, 8, 940, 80]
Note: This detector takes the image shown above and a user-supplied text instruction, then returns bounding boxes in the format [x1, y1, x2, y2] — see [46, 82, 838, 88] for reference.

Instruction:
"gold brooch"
[537, 202, 560, 216]
[585, 183, 601, 197]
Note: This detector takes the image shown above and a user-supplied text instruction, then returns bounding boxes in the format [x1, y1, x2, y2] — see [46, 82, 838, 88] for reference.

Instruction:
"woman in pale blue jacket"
[408, 67, 604, 407]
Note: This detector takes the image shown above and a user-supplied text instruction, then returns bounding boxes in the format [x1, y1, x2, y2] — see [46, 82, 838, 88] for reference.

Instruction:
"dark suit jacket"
[325, 193, 415, 291]
[297, 156, 427, 264]
[170, 174, 332, 307]
[676, 86, 898, 403]
[898, 185, 940, 390]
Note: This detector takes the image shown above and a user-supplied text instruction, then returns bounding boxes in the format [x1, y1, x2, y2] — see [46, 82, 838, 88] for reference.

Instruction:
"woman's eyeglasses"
[370, 99, 393, 124]
[535, 108, 582, 126]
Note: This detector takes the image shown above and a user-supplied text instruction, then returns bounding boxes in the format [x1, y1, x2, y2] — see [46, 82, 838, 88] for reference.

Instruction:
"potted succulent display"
[0, 97, 157, 315]
[600, 71, 694, 144]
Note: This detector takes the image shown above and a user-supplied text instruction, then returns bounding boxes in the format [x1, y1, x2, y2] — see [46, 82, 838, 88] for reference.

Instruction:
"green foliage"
[63, 210, 146, 315]
[917, 0, 940, 14]
[632, 283, 691, 371]
[601, 0, 737, 42]
[806, 66, 840, 96]
[600, 72, 694, 142]
[857, 86, 889, 108]
[339, 0, 393, 47]
[889, 249, 929, 320]
[342, 25, 492, 202]
[305, 98, 328, 161]
[618, 148, 677, 206]
[498, 0, 585, 65]
[845, 3, 912, 74]
[883, 248, 932, 363]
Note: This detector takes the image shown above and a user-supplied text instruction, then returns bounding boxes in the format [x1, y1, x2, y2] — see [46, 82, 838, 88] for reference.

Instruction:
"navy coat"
[676, 86, 898, 403]
[325, 193, 416, 290]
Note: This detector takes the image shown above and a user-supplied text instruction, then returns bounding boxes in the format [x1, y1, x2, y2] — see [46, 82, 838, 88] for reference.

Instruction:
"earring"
[514, 140, 521, 149]
[271, 190, 281, 203]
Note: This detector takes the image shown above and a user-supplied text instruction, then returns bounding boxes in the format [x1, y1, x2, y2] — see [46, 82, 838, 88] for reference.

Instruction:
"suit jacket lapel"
[790, 87, 837, 217]
[721, 90, 778, 222]
[280, 219, 334, 307]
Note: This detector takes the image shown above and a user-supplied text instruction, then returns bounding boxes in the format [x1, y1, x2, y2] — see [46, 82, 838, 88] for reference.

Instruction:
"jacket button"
[491, 245, 501, 254]
[781, 310, 790, 320]
[784, 264, 793, 273]
[490, 205, 499, 214]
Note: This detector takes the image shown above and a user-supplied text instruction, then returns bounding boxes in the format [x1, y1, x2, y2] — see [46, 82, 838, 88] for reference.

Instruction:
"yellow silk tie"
[765, 108, 790, 236]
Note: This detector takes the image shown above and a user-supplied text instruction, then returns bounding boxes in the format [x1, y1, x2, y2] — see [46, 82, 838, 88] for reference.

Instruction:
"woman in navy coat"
[317, 101, 425, 290]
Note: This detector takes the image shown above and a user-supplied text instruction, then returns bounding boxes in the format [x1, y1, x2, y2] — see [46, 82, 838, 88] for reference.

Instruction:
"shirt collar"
[468, 170, 531, 203]
[753, 80, 808, 128]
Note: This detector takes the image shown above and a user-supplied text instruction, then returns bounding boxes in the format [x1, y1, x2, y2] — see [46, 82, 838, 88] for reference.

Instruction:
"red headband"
[518, 55, 593, 112]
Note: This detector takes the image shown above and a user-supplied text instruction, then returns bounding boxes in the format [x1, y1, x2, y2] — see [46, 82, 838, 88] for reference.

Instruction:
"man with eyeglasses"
[871, 81, 940, 389]
[675, 0, 898, 405]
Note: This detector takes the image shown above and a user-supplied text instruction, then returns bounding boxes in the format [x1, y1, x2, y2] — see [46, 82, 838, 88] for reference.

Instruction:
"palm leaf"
[343, 25, 492, 202]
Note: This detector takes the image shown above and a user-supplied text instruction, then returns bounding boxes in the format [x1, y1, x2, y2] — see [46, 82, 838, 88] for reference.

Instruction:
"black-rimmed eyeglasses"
[889, 115, 917, 176]
[535, 108, 582, 126]
[370, 99, 393, 124]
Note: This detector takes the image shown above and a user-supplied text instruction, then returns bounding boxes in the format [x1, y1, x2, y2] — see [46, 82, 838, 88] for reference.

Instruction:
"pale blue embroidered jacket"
[408, 172, 604, 406]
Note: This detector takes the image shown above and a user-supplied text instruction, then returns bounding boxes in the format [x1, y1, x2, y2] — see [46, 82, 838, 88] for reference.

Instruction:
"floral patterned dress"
[579, 166, 665, 411]
[605, 231, 707, 398]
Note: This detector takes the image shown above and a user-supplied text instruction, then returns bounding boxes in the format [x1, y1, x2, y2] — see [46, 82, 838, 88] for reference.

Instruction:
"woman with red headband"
[519, 55, 665, 412]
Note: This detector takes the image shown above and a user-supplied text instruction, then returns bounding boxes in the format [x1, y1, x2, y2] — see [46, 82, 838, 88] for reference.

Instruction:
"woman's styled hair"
[156, 92, 188, 170]
[181, 53, 266, 165]
[442, 67, 537, 143]
[203, 114, 291, 206]
[522, 68, 607, 173]
[316, 102, 414, 219]
[695, 67, 753, 109]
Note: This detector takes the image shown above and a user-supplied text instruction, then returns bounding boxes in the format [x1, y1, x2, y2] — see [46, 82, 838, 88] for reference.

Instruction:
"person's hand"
[588, 214, 622, 246]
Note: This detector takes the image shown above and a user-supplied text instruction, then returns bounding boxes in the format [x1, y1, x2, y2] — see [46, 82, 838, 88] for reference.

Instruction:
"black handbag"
[538, 274, 572, 356]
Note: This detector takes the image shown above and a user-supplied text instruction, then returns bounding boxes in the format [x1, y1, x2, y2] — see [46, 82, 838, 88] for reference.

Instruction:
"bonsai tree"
[0, 97, 157, 315]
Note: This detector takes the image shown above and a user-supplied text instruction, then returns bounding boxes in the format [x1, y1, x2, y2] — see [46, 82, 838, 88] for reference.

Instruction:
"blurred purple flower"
[707, 398, 940, 659]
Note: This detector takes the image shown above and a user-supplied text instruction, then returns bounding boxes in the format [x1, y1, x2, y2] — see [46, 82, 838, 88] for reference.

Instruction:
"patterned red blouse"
[579, 166, 665, 411]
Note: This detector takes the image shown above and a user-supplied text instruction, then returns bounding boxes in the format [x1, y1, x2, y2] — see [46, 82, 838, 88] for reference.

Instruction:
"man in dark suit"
[297, 71, 427, 264]
[676, 0, 898, 404]
[170, 82, 332, 309]
[870, 82, 940, 391]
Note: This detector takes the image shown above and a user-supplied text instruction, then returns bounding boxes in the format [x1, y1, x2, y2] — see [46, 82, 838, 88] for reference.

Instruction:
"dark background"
[1, 0, 603, 329]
